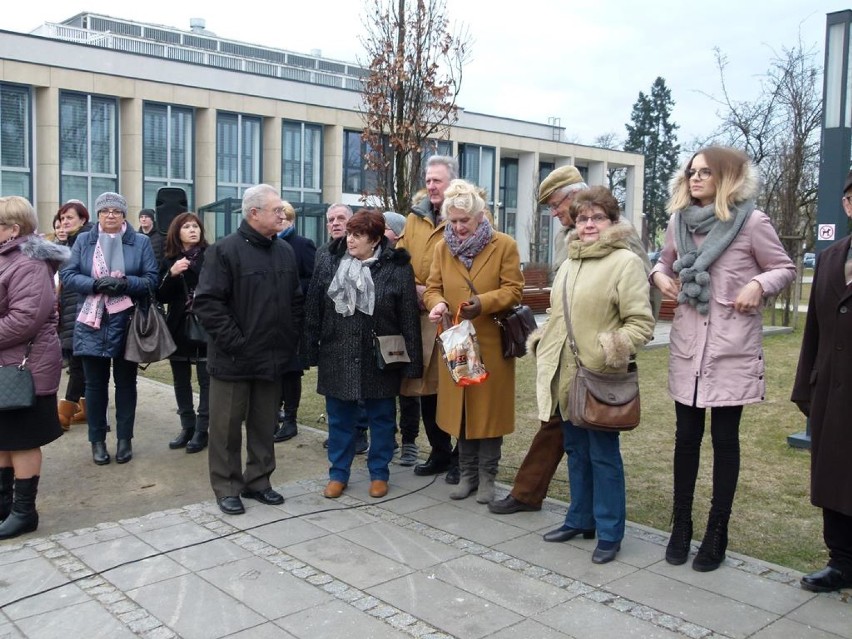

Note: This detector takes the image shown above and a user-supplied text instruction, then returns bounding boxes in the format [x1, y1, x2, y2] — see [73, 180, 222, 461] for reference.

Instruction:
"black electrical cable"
[0, 474, 441, 610]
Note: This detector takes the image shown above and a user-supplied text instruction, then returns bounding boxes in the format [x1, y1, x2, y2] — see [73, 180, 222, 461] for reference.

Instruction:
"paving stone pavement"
[1, 463, 850, 639]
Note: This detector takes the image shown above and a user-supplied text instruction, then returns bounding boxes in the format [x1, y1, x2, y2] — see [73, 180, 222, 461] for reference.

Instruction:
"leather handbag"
[495, 304, 537, 358]
[562, 278, 640, 432]
[374, 333, 410, 370]
[181, 277, 208, 346]
[0, 342, 36, 411]
[124, 291, 177, 364]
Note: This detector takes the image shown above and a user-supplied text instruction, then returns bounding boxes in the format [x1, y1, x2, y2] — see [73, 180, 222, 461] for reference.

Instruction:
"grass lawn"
[141, 323, 822, 573]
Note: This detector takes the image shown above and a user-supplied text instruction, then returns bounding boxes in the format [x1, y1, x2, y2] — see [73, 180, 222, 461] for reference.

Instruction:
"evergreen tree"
[624, 77, 680, 246]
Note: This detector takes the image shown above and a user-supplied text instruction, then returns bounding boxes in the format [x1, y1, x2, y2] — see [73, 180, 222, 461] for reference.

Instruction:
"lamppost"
[787, 9, 852, 449]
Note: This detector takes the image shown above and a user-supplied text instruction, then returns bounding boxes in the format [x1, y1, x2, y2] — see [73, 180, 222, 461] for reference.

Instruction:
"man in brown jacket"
[396, 155, 460, 483]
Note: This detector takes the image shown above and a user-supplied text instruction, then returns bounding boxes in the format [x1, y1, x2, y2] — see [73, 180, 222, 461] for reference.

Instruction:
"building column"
[263, 116, 282, 189]
[323, 124, 343, 202]
[34, 86, 59, 231]
[195, 108, 217, 209]
[120, 97, 143, 222]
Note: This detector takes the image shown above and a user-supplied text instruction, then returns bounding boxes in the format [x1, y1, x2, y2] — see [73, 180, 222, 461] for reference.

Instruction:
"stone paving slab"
[0, 470, 850, 639]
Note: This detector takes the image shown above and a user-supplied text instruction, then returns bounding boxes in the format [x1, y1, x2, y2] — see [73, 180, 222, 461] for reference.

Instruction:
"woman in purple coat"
[0, 196, 70, 540]
[651, 147, 795, 572]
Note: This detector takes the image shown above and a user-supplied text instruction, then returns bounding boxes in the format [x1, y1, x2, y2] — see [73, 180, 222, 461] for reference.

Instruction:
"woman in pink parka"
[651, 146, 794, 572]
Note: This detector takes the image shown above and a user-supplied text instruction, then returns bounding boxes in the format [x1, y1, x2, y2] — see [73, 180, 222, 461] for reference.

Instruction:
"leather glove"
[458, 296, 482, 320]
[94, 276, 128, 296]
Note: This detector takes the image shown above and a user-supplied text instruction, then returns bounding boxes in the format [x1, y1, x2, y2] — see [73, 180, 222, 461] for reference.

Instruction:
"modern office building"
[0, 12, 644, 262]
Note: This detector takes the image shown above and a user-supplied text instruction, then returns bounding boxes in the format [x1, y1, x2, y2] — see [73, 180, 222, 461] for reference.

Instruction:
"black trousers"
[280, 371, 302, 411]
[824, 507, 852, 575]
[64, 354, 85, 403]
[673, 401, 743, 516]
[421, 393, 458, 465]
[398, 395, 420, 445]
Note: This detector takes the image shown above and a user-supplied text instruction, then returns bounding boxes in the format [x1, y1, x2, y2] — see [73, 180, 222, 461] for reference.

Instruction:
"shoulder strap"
[561, 269, 583, 368]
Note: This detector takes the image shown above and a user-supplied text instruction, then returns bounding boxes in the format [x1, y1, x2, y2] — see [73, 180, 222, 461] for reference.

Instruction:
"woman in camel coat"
[424, 179, 524, 505]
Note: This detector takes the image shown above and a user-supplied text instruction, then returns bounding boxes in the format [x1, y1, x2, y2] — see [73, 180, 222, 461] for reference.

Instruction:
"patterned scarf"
[77, 223, 133, 329]
[443, 218, 493, 269]
[327, 248, 381, 317]
[673, 200, 753, 315]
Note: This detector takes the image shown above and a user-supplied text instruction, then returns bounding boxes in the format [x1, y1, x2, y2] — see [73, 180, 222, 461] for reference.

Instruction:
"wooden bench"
[521, 267, 551, 313]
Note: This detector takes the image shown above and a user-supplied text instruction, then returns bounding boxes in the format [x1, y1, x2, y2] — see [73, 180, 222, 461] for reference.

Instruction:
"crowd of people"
[0, 146, 848, 594]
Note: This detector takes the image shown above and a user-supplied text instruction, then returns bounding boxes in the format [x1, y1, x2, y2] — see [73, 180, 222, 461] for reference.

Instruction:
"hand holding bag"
[0, 342, 36, 411]
[437, 308, 489, 387]
[124, 289, 177, 364]
[562, 278, 640, 431]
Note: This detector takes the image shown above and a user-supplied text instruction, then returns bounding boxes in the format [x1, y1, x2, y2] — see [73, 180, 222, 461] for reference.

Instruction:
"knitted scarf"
[443, 218, 493, 269]
[673, 200, 753, 315]
[77, 223, 133, 328]
[327, 248, 381, 317]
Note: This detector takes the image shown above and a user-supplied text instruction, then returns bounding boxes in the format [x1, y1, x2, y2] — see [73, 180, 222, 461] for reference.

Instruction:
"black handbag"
[495, 304, 537, 358]
[181, 277, 209, 346]
[0, 342, 36, 411]
[124, 290, 177, 364]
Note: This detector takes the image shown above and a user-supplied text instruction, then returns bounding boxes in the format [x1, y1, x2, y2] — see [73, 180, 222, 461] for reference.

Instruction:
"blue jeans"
[561, 420, 625, 543]
[326, 396, 396, 483]
[81, 356, 139, 442]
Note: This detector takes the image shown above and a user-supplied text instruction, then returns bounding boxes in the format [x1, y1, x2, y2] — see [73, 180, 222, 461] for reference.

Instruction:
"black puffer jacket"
[156, 250, 207, 360]
[305, 236, 422, 401]
[194, 220, 304, 382]
[57, 222, 93, 350]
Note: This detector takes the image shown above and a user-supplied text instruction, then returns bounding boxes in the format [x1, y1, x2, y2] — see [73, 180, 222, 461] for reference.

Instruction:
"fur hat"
[93, 192, 127, 216]
[383, 211, 406, 237]
[538, 166, 585, 204]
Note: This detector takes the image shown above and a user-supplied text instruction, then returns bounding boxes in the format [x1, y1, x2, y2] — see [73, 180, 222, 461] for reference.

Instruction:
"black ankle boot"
[0, 476, 39, 540]
[0, 467, 13, 521]
[185, 431, 208, 454]
[116, 439, 133, 464]
[92, 441, 110, 465]
[169, 428, 194, 449]
[665, 504, 693, 565]
[692, 511, 729, 572]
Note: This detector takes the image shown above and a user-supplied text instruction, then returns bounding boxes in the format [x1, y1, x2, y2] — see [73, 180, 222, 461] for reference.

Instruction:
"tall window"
[0, 84, 31, 199]
[282, 120, 322, 203]
[216, 112, 261, 200]
[459, 144, 496, 204]
[59, 92, 118, 205]
[143, 103, 194, 209]
[538, 162, 556, 264]
[342, 130, 378, 195]
[499, 158, 518, 236]
[421, 139, 453, 169]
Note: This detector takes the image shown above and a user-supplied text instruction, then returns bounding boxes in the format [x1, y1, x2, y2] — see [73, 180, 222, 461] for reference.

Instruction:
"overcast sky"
[4, 0, 840, 149]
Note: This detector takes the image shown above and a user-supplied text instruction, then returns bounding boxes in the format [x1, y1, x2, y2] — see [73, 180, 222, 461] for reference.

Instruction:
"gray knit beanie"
[383, 211, 406, 237]
[94, 192, 127, 216]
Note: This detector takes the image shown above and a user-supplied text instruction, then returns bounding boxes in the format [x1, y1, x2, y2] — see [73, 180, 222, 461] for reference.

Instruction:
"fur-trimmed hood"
[0, 234, 71, 272]
[669, 158, 760, 205]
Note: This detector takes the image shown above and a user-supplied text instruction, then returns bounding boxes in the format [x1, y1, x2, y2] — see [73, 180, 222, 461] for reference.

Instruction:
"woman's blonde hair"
[667, 146, 751, 222]
[282, 200, 296, 222]
[440, 179, 485, 219]
[0, 196, 38, 236]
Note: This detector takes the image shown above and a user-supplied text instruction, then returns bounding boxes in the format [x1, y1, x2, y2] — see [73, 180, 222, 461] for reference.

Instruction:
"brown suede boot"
[71, 397, 87, 424]
[57, 399, 78, 431]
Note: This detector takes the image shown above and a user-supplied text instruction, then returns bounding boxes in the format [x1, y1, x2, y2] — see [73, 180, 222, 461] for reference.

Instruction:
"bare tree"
[593, 132, 628, 210]
[710, 40, 821, 325]
[358, 0, 470, 213]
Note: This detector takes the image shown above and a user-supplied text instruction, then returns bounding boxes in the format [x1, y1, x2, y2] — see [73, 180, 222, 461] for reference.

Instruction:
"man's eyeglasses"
[686, 167, 712, 181]
[548, 191, 572, 213]
[98, 209, 123, 217]
[575, 213, 609, 225]
[258, 206, 285, 217]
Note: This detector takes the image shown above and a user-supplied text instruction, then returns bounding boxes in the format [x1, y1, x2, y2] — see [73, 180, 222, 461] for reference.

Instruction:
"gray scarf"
[327, 249, 380, 317]
[673, 200, 753, 315]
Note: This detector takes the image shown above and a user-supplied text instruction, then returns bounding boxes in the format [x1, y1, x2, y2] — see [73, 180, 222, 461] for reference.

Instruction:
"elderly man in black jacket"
[194, 184, 304, 515]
